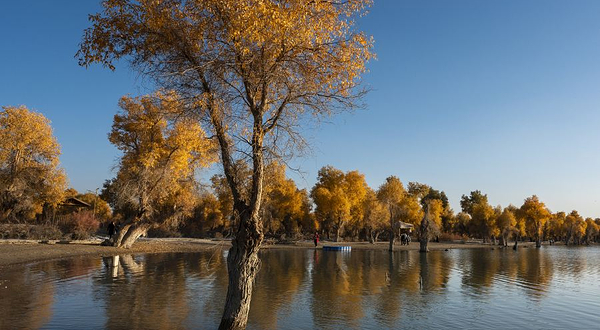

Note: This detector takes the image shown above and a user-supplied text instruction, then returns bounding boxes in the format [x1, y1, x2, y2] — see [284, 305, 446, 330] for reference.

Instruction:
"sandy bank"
[0, 238, 537, 267]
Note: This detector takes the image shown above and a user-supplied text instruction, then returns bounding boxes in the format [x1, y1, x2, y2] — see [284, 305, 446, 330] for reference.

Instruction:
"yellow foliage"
[262, 162, 309, 235]
[497, 207, 517, 237]
[311, 166, 368, 238]
[470, 202, 497, 240]
[109, 92, 217, 220]
[427, 199, 444, 229]
[0, 106, 66, 221]
[518, 195, 550, 242]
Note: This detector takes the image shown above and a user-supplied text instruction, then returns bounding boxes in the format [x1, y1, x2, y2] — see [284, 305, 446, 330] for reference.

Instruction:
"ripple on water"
[2, 247, 600, 330]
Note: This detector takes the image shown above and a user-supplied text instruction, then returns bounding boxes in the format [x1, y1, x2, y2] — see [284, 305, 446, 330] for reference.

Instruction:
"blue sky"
[2, 1, 600, 217]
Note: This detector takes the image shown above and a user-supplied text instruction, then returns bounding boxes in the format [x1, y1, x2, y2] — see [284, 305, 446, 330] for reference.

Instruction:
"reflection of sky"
[2, 247, 600, 330]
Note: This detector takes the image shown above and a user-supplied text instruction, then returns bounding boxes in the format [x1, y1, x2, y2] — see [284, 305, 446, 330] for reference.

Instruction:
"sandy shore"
[0, 238, 537, 268]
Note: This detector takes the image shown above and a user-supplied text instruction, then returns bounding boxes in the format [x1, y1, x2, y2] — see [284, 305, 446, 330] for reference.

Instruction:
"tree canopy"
[0, 106, 66, 222]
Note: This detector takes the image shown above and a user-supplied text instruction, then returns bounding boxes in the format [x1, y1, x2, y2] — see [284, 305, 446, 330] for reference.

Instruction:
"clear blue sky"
[2, 1, 600, 217]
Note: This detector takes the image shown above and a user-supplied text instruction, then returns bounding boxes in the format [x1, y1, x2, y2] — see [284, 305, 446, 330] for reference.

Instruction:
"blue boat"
[322, 245, 352, 251]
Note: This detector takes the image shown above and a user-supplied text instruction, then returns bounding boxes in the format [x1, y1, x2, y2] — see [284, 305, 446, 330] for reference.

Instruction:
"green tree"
[460, 190, 488, 215]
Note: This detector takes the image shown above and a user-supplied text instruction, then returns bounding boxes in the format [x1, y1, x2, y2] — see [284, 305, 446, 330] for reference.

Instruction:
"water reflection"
[1, 247, 600, 330]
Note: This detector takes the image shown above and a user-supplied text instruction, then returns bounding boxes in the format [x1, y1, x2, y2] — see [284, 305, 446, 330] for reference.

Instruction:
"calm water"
[1, 246, 600, 329]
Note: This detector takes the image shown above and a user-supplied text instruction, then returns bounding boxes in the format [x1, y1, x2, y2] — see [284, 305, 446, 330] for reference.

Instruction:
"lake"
[1, 246, 599, 329]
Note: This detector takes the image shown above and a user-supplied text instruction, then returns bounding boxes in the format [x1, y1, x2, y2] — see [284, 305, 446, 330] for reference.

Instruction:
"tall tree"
[496, 207, 517, 247]
[460, 190, 488, 215]
[106, 93, 216, 248]
[362, 188, 387, 243]
[470, 202, 497, 243]
[312, 166, 368, 242]
[419, 199, 443, 253]
[377, 176, 406, 251]
[0, 106, 66, 222]
[262, 162, 309, 238]
[518, 195, 550, 248]
[78, 1, 373, 327]
[547, 211, 566, 242]
[584, 218, 598, 245]
[564, 210, 584, 245]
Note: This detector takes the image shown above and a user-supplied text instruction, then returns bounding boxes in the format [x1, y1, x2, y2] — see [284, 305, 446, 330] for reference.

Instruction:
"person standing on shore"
[107, 221, 116, 240]
[313, 232, 320, 247]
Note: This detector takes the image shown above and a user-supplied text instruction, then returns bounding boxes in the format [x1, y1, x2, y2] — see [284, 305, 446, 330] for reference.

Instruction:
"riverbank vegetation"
[1, 1, 599, 329]
[1, 104, 598, 247]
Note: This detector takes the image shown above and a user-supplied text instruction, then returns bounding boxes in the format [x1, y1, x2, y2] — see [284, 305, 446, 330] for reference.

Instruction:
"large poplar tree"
[77, 1, 373, 328]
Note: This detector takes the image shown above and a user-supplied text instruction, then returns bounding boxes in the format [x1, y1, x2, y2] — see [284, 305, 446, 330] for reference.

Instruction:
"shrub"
[438, 232, 467, 243]
[0, 224, 63, 240]
[59, 210, 100, 239]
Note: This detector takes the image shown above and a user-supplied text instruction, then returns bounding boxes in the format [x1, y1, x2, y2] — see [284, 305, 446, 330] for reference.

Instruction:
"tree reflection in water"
[1, 247, 598, 330]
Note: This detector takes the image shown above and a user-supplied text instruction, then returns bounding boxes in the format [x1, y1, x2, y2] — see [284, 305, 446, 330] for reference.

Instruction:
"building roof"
[61, 197, 91, 208]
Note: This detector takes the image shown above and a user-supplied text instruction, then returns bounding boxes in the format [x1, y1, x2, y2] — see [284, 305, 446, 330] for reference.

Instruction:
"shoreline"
[0, 238, 538, 267]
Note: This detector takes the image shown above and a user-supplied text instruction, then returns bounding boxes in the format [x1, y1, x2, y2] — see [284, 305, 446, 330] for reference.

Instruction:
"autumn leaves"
[0, 106, 66, 222]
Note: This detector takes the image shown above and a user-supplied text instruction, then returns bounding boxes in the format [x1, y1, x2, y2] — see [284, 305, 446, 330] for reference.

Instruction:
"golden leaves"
[109, 91, 217, 210]
[0, 106, 67, 218]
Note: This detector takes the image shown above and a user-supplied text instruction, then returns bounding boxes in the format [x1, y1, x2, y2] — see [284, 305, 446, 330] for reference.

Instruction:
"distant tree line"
[1, 105, 599, 248]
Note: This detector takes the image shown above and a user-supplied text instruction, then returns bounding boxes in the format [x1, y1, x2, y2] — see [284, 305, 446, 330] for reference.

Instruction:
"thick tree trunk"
[219, 210, 263, 330]
[419, 217, 429, 253]
[112, 223, 131, 247]
[120, 222, 150, 249]
[388, 228, 395, 252]
[419, 237, 429, 253]
[535, 235, 542, 248]
[335, 225, 342, 242]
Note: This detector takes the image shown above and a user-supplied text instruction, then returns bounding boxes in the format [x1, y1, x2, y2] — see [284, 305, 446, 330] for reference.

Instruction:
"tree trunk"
[374, 232, 380, 243]
[388, 228, 395, 252]
[498, 235, 505, 247]
[219, 210, 262, 330]
[120, 222, 150, 249]
[419, 217, 429, 253]
[112, 223, 131, 247]
[335, 225, 342, 242]
[535, 235, 541, 248]
[513, 235, 518, 250]
[419, 236, 429, 253]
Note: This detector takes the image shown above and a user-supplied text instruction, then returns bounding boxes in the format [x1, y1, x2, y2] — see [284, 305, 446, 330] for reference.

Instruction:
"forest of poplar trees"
[1, 104, 598, 249]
